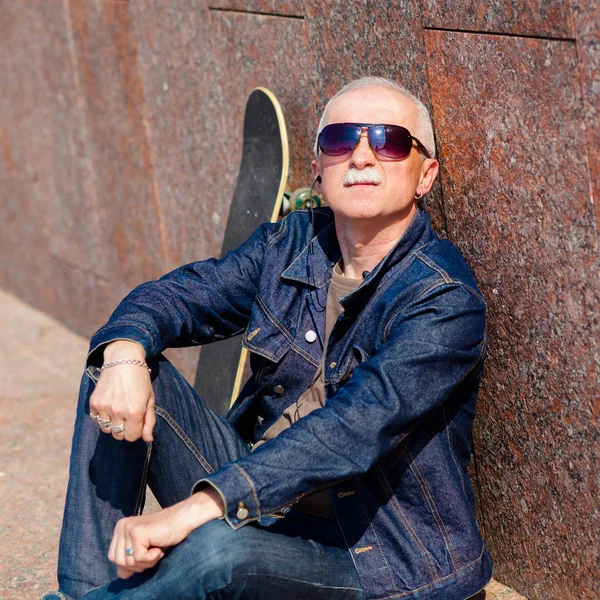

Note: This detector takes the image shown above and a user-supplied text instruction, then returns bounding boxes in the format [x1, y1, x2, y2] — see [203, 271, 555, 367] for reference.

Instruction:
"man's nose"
[350, 131, 376, 169]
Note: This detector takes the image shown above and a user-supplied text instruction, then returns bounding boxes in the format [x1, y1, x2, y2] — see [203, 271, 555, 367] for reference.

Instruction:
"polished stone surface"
[571, 0, 600, 231]
[208, 0, 304, 17]
[424, 0, 574, 38]
[425, 29, 598, 599]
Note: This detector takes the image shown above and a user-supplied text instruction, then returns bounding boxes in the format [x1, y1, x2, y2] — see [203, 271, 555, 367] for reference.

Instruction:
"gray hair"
[313, 76, 436, 159]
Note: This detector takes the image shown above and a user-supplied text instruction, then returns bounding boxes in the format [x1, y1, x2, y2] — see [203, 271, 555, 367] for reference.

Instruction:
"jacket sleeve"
[87, 221, 278, 364]
[195, 281, 487, 528]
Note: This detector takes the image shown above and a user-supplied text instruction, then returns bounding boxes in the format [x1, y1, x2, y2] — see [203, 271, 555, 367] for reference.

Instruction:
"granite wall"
[1, 2, 597, 598]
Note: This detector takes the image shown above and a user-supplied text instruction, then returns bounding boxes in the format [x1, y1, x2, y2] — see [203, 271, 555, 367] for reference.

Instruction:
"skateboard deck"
[193, 88, 289, 415]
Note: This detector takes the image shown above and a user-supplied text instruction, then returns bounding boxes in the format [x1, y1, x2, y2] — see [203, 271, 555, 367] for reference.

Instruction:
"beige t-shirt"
[253, 262, 361, 518]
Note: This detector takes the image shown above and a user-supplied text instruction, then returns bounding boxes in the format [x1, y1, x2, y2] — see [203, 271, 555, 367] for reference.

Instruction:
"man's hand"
[90, 340, 155, 442]
[109, 487, 225, 579]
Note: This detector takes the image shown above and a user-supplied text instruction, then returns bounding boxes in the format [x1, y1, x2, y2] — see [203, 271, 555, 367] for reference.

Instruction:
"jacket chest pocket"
[243, 296, 293, 384]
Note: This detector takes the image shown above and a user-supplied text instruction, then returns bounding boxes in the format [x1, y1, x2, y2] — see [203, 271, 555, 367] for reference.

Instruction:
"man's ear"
[417, 158, 439, 197]
[311, 159, 320, 181]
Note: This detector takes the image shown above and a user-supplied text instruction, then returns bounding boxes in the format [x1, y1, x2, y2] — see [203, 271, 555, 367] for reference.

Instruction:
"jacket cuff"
[87, 324, 156, 369]
[191, 463, 261, 530]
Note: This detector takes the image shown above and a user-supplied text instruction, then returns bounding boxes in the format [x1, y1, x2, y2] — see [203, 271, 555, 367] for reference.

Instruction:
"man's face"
[312, 87, 438, 225]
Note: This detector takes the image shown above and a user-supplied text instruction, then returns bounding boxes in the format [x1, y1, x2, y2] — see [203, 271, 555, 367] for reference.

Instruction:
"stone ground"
[0, 289, 526, 600]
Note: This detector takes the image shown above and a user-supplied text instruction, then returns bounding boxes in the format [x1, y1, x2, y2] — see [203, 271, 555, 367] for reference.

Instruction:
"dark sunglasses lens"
[319, 124, 360, 156]
[371, 125, 412, 158]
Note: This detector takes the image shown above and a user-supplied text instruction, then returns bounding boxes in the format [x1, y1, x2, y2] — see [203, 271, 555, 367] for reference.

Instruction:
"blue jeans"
[55, 356, 364, 600]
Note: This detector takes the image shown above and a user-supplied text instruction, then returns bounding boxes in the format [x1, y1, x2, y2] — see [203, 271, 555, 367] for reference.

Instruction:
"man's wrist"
[103, 340, 146, 362]
[184, 487, 225, 534]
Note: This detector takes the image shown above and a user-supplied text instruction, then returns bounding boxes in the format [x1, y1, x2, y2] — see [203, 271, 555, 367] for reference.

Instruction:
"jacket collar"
[281, 218, 341, 289]
[282, 207, 433, 301]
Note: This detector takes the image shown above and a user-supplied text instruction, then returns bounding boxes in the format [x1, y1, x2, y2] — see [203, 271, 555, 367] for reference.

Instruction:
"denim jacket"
[89, 206, 492, 599]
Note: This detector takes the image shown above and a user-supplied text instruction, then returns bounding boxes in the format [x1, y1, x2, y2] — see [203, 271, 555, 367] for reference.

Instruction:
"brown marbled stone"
[425, 30, 599, 600]
[0, 0, 166, 337]
[125, 1, 218, 272]
[206, 9, 313, 194]
[303, 0, 429, 129]
[208, 0, 304, 17]
[571, 0, 600, 233]
[424, 0, 574, 38]
[65, 0, 166, 289]
[0, 2, 112, 329]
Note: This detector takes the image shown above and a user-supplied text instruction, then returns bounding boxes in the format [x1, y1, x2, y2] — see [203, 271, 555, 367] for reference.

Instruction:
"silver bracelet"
[100, 358, 151, 373]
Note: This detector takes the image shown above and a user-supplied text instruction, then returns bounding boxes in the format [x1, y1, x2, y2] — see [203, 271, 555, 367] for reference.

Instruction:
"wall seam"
[208, 7, 304, 20]
[423, 25, 575, 43]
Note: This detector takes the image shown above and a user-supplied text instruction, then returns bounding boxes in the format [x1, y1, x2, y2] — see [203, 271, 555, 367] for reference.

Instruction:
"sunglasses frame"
[318, 122, 431, 160]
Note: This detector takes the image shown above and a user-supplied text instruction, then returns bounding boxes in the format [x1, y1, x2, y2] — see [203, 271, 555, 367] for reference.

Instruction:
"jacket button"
[257, 415, 264, 426]
[236, 503, 249, 520]
[305, 330, 317, 343]
[273, 384, 285, 395]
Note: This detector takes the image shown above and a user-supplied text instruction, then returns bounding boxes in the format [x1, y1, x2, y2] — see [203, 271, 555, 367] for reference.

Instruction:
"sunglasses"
[318, 122, 431, 160]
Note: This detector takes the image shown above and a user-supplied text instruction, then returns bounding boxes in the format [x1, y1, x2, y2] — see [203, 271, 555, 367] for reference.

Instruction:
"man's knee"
[168, 520, 257, 591]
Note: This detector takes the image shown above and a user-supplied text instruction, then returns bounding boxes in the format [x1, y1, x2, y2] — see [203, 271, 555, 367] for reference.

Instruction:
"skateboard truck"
[282, 187, 323, 215]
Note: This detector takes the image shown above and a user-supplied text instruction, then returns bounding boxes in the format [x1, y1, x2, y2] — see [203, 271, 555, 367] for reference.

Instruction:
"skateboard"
[193, 88, 289, 415]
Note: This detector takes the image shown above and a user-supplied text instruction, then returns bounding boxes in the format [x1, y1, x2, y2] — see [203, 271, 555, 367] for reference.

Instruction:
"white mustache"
[343, 167, 382, 186]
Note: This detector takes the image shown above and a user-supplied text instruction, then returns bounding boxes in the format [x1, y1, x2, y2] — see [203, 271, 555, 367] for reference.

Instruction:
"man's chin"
[330, 204, 384, 222]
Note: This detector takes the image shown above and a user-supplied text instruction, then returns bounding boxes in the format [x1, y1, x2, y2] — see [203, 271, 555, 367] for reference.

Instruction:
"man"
[43, 76, 492, 600]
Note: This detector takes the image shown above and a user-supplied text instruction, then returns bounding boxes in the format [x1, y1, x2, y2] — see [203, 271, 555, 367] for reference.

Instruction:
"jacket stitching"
[402, 446, 460, 570]
[383, 282, 485, 343]
[412, 279, 451, 304]
[443, 407, 470, 501]
[375, 545, 487, 599]
[265, 218, 287, 248]
[290, 343, 321, 369]
[134, 443, 153, 516]
[386, 428, 415, 467]
[244, 340, 278, 362]
[415, 252, 452, 283]
[252, 348, 296, 407]
[377, 465, 438, 581]
[267, 351, 294, 385]
[90, 323, 156, 354]
[332, 345, 371, 385]
[257, 296, 295, 344]
[255, 295, 321, 368]
[253, 357, 267, 382]
[155, 406, 215, 475]
[415, 250, 485, 303]
[374, 251, 417, 291]
[242, 297, 293, 362]
[461, 282, 485, 303]
[355, 477, 398, 595]
[226, 391, 256, 423]
[281, 221, 337, 287]
[233, 464, 261, 519]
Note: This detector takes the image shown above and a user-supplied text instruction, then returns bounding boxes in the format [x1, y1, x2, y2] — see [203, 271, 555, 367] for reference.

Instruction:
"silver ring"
[111, 423, 126, 433]
[90, 414, 101, 423]
[125, 547, 134, 556]
[99, 418, 112, 429]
